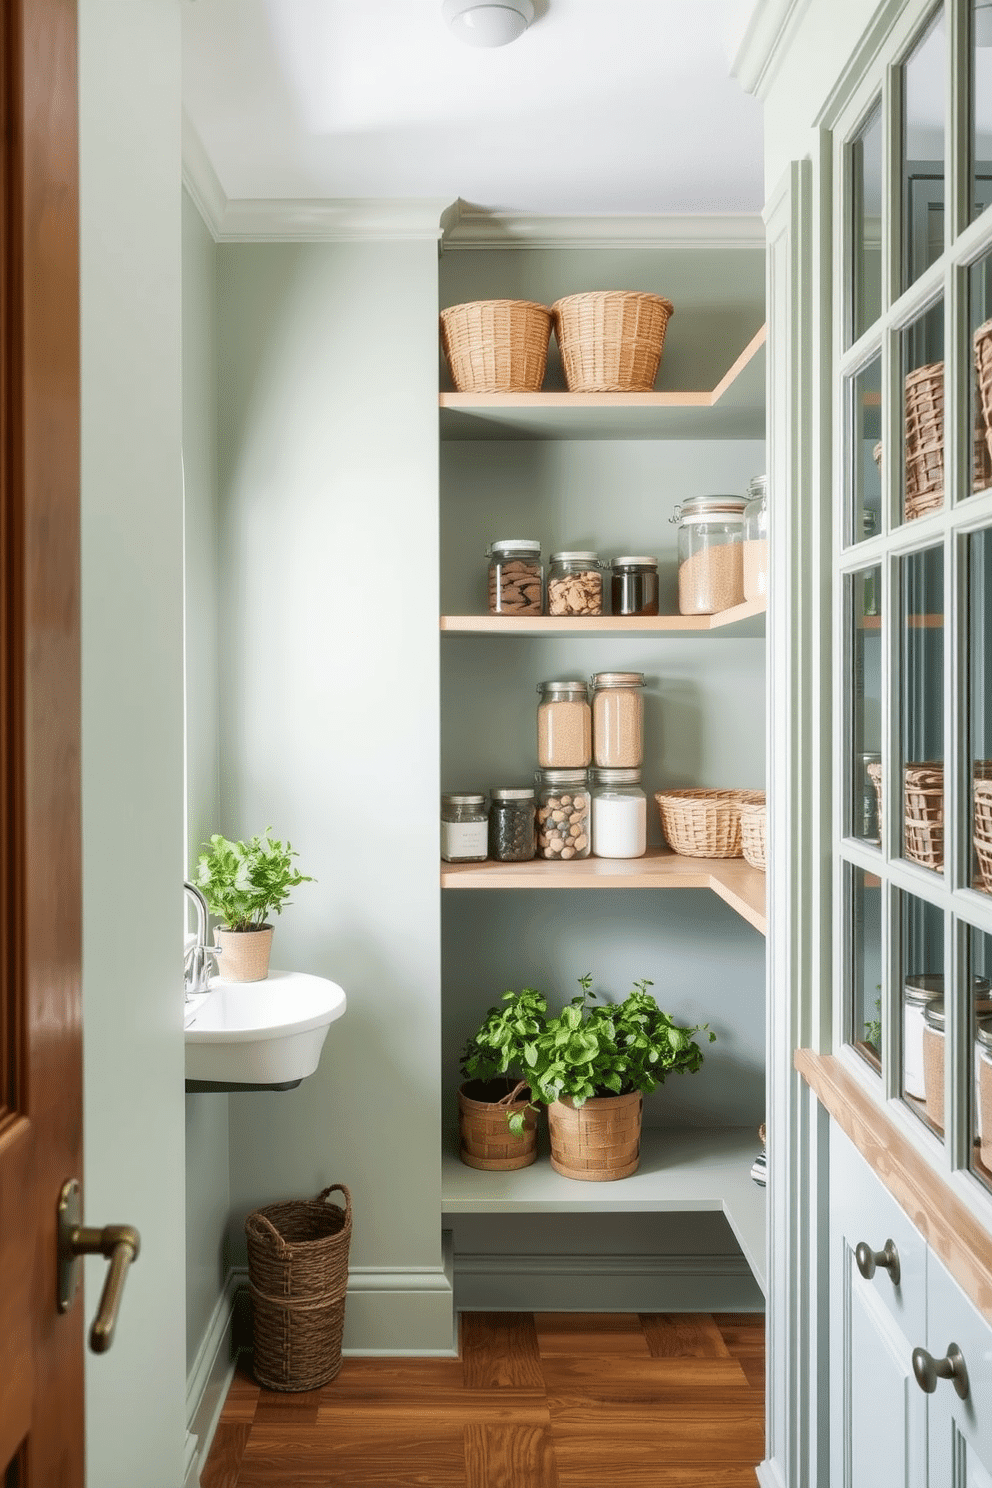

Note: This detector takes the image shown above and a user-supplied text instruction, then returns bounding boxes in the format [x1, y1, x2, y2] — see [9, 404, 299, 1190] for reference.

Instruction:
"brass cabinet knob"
[912, 1343, 969, 1400]
[855, 1238, 901, 1285]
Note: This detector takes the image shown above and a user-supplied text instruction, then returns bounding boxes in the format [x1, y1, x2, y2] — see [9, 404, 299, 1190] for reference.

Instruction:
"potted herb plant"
[458, 987, 549, 1170]
[194, 829, 314, 983]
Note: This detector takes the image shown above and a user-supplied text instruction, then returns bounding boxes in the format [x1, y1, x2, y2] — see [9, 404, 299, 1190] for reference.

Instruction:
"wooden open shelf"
[440, 597, 766, 637]
[441, 846, 767, 935]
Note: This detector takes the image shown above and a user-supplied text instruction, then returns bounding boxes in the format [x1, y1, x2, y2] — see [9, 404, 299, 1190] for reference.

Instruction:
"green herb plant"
[195, 829, 314, 932]
[460, 987, 550, 1098]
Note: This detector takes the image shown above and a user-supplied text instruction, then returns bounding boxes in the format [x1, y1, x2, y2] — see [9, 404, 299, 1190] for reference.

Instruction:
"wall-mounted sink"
[184, 970, 346, 1093]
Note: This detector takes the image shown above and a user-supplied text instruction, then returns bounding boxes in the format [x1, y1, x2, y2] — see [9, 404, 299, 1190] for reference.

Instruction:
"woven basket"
[245, 1184, 351, 1392]
[866, 761, 944, 871]
[547, 1092, 643, 1181]
[458, 1079, 537, 1171]
[654, 788, 765, 859]
[551, 291, 674, 393]
[974, 321, 992, 489]
[975, 779, 992, 890]
[740, 802, 767, 871]
[439, 300, 551, 393]
[903, 361, 992, 520]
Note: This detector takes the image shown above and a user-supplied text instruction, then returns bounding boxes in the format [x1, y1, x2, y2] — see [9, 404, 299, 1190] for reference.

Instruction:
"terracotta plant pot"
[458, 1078, 537, 1170]
[213, 924, 273, 983]
[547, 1090, 643, 1181]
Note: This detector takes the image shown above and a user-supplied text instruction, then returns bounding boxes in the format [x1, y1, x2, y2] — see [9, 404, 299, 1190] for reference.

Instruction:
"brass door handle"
[855, 1238, 901, 1285]
[57, 1179, 140, 1354]
[912, 1343, 970, 1400]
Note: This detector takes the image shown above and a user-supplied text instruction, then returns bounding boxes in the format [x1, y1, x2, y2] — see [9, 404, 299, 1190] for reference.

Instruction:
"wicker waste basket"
[245, 1183, 352, 1392]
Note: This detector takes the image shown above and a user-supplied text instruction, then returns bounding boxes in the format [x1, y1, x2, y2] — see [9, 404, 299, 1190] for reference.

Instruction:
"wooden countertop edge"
[795, 1049, 992, 1326]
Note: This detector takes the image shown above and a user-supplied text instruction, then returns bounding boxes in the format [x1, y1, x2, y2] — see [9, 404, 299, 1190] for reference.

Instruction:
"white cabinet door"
[925, 1255, 992, 1488]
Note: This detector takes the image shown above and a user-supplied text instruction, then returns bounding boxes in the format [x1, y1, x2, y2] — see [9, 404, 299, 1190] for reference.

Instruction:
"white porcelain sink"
[184, 970, 346, 1091]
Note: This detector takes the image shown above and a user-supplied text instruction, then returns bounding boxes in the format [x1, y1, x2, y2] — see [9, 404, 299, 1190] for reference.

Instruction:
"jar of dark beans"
[489, 788, 536, 861]
[610, 555, 659, 616]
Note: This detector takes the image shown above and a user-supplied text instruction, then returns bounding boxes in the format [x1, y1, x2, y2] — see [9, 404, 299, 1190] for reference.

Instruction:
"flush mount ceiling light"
[442, 0, 534, 48]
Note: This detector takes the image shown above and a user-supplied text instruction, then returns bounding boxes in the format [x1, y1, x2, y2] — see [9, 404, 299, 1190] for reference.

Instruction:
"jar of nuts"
[537, 680, 592, 768]
[536, 769, 590, 860]
[547, 551, 603, 616]
[487, 539, 543, 616]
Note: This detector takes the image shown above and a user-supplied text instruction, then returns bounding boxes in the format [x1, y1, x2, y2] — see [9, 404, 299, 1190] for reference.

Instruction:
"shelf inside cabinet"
[441, 1125, 767, 1295]
[440, 847, 767, 935]
[440, 597, 766, 637]
[439, 327, 766, 442]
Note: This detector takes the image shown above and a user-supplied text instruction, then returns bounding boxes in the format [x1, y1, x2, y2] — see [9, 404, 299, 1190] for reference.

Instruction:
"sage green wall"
[79, 2, 187, 1482]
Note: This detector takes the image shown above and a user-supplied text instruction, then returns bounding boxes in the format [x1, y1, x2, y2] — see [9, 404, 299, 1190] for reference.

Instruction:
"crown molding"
[182, 109, 226, 238]
[440, 200, 765, 250]
[730, 0, 815, 98]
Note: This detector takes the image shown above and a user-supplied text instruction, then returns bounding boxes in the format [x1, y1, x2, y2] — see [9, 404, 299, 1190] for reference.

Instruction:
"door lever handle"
[57, 1179, 140, 1354]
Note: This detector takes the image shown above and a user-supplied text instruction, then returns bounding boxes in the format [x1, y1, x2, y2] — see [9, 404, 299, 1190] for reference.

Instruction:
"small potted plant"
[516, 975, 715, 1181]
[458, 987, 549, 1170]
[194, 829, 314, 983]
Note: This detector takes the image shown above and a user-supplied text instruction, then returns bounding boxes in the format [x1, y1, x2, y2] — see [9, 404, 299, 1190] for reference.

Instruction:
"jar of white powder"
[672, 495, 746, 615]
[743, 476, 767, 601]
[590, 768, 647, 858]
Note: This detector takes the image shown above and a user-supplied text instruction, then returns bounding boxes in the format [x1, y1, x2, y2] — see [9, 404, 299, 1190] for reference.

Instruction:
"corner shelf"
[440, 847, 767, 935]
[440, 597, 766, 637]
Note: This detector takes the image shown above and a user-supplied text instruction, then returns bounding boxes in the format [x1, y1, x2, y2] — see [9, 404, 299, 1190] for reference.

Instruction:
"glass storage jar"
[905, 973, 991, 1100]
[537, 681, 592, 768]
[978, 1016, 992, 1171]
[489, 788, 536, 862]
[590, 672, 645, 768]
[536, 769, 590, 860]
[547, 551, 603, 616]
[742, 476, 768, 602]
[487, 539, 543, 616]
[590, 768, 647, 858]
[922, 996, 946, 1130]
[610, 555, 659, 616]
[440, 793, 489, 863]
[672, 495, 746, 615]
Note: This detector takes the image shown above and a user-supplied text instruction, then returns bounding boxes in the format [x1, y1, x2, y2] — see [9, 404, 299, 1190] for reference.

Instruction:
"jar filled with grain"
[590, 672, 645, 769]
[440, 793, 489, 863]
[610, 556, 659, 616]
[905, 972, 991, 1103]
[742, 476, 768, 602]
[536, 769, 590, 860]
[672, 495, 746, 615]
[548, 551, 603, 616]
[489, 788, 536, 862]
[487, 539, 543, 616]
[537, 681, 592, 768]
[590, 768, 647, 858]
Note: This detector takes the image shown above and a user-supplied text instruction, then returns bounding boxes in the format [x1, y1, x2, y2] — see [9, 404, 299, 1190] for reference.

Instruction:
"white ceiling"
[182, 0, 765, 215]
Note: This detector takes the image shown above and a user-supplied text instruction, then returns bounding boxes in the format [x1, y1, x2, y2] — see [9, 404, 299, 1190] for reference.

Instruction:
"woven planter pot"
[214, 924, 273, 983]
[458, 1078, 537, 1171]
[551, 291, 674, 393]
[245, 1184, 352, 1392]
[440, 299, 552, 393]
[547, 1091, 643, 1181]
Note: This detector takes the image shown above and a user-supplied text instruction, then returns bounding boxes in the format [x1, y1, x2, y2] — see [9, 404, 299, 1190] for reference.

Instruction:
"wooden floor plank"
[235, 1423, 467, 1487]
[539, 1354, 750, 1401]
[331, 1357, 466, 1391]
[558, 1469, 760, 1488]
[639, 1313, 732, 1359]
[199, 1423, 251, 1488]
[465, 1424, 560, 1488]
[218, 1366, 261, 1425]
[316, 1390, 550, 1426]
[461, 1312, 545, 1389]
[536, 1312, 650, 1357]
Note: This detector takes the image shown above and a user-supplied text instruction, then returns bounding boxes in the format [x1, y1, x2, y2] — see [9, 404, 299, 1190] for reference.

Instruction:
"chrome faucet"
[184, 881, 221, 1000]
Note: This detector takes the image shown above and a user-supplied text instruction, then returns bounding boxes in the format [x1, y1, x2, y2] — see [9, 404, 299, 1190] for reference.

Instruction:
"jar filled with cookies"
[547, 551, 603, 616]
[536, 769, 590, 860]
[487, 539, 543, 616]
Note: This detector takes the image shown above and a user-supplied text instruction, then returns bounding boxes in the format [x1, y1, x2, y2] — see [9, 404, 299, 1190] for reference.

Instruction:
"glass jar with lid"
[487, 539, 543, 616]
[742, 475, 768, 602]
[922, 996, 946, 1130]
[590, 768, 647, 858]
[906, 973, 992, 1103]
[489, 788, 536, 862]
[590, 672, 645, 769]
[671, 495, 746, 615]
[547, 551, 603, 616]
[536, 768, 590, 860]
[610, 556, 659, 616]
[978, 1015, 992, 1171]
[537, 680, 591, 768]
[440, 793, 489, 863]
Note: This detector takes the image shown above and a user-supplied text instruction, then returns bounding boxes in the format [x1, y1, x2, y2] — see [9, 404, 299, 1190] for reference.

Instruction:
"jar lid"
[671, 495, 747, 524]
[592, 768, 642, 785]
[491, 787, 535, 801]
[924, 996, 945, 1029]
[590, 671, 645, 688]
[905, 973, 992, 1004]
[746, 475, 767, 500]
[441, 792, 486, 806]
[612, 555, 658, 569]
[487, 538, 541, 555]
[977, 1015, 992, 1049]
[537, 768, 588, 784]
[537, 679, 589, 697]
[550, 550, 599, 563]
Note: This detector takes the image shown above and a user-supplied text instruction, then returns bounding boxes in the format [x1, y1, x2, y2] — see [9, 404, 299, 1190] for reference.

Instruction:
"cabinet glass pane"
[902, 9, 945, 290]
[850, 101, 883, 344]
[900, 546, 944, 873]
[973, 0, 992, 225]
[902, 299, 945, 526]
[849, 568, 882, 842]
[849, 864, 882, 1071]
[970, 528, 992, 892]
[849, 352, 882, 545]
[970, 247, 992, 499]
[969, 925, 992, 1193]
[901, 889, 945, 1143]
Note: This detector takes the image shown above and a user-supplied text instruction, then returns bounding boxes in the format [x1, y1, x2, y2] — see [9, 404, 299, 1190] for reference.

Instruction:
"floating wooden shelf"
[441, 846, 767, 935]
[441, 1124, 767, 1296]
[440, 597, 766, 637]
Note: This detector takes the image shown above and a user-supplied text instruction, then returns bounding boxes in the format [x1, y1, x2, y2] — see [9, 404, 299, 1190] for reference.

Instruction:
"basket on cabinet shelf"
[740, 801, 767, 871]
[551, 291, 674, 393]
[974, 778, 992, 891]
[866, 761, 944, 870]
[972, 320, 992, 490]
[654, 788, 765, 860]
[439, 299, 552, 393]
[901, 360, 992, 521]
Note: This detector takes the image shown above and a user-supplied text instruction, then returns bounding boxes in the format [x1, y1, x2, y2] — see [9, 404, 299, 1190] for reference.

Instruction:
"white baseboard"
[184, 1272, 242, 1488]
[755, 1458, 788, 1488]
[453, 1250, 765, 1314]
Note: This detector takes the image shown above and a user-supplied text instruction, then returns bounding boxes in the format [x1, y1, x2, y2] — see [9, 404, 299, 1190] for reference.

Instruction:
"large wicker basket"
[904, 360, 992, 520]
[547, 1092, 643, 1181]
[654, 788, 765, 859]
[440, 299, 551, 393]
[551, 291, 674, 393]
[245, 1184, 352, 1392]
[740, 801, 767, 871]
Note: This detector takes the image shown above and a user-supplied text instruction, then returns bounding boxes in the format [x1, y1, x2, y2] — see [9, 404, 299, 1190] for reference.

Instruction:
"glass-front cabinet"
[837, 0, 992, 1203]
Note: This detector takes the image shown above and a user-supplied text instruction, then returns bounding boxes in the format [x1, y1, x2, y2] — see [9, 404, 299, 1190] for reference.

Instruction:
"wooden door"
[0, 0, 84, 1484]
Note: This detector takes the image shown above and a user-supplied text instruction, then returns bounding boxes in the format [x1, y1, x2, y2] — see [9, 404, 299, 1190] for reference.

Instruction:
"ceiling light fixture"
[442, 0, 534, 48]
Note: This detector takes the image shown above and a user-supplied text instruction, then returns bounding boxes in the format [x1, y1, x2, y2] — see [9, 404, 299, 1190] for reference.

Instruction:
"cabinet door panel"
[926, 1255, 992, 1488]
[848, 1275, 922, 1488]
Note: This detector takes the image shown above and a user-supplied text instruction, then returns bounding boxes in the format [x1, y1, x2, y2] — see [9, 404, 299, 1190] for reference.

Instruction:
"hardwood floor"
[201, 1311, 765, 1488]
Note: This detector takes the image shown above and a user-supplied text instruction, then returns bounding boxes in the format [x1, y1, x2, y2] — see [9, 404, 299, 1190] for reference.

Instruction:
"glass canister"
[742, 476, 768, 602]
[590, 672, 645, 769]
[440, 793, 489, 863]
[922, 996, 945, 1130]
[536, 769, 590, 860]
[547, 551, 603, 616]
[905, 973, 991, 1101]
[537, 680, 592, 769]
[487, 539, 543, 616]
[672, 495, 746, 615]
[978, 1016, 992, 1170]
[590, 768, 647, 858]
[489, 788, 536, 862]
[610, 556, 659, 616]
